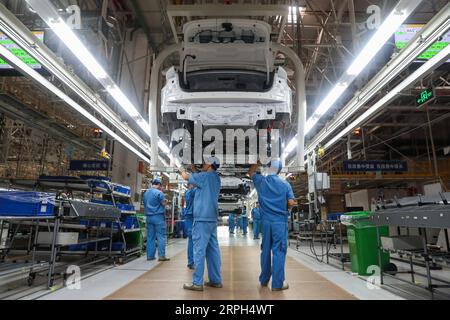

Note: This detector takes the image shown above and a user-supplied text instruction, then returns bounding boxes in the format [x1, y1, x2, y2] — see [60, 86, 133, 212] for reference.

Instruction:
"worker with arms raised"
[143, 178, 170, 262]
[248, 159, 297, 290]
[180, 156, 222, 291]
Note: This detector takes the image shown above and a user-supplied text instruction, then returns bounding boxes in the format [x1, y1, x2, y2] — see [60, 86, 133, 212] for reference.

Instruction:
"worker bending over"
[180, 157, 222, 291]
[251, 202, 261, 239]
[184, 183, 196, 269]
[143, 178, 170, 262]
[228, 211, 235, 234]
[248, 159, 296, 291]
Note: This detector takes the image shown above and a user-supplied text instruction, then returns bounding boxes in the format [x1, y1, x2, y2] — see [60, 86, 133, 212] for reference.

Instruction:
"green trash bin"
[341, 211, 389, 276]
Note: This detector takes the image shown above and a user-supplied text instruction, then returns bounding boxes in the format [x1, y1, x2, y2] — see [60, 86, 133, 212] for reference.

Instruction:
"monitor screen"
[395, 24, 450, 62]
[0, 31, 44, 69]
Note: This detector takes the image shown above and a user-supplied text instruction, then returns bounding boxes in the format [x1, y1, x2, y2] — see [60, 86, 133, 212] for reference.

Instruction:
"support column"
[148, 44, 182, 167]
[272, 43, 307, 171]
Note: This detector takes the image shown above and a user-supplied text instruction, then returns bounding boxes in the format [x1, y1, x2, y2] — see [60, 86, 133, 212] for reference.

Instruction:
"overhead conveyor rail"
[0, 2, 152, 161]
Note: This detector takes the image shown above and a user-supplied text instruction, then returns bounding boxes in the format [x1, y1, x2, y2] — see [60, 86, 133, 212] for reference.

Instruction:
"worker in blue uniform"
[241, 209, 248, 235]
[228, 211, 235, 234]
[180, 157, 222, 291]
[251, 202, 261, 239]
[237, 214, 243, 232]
[143, 178, 170, 262]
[248, 159, 296, 291]
[184, 183, 196, 269]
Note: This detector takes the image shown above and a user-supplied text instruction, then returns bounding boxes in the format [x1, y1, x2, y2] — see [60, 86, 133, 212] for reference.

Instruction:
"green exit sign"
[416, 88, 435, 108]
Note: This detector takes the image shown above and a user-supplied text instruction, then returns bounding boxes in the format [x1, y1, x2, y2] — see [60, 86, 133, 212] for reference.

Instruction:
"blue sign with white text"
[343, 160, 408, 172]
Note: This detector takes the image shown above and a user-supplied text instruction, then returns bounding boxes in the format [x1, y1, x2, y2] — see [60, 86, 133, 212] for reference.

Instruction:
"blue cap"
[268, 158, 283, 175]
[152, 178, 162, 185]
[206, 156, 220, 170]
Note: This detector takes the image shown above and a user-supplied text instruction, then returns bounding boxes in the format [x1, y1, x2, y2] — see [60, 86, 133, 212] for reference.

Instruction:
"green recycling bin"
[341, 211, 389, 276]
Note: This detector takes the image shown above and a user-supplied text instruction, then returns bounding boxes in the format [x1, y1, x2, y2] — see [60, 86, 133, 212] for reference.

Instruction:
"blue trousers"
[185, 217, 194, 266]
[175, 220, 183, 238]
[242, 217, 248, 235]
[192, 221, 222, 286]
[182, 219, 188, 238]
[228, 214, 235, 233]
[146, 214, 167, 259]
[237, 217, 243, 230]
[253, 219, 261, 238]
[259, 219, 288, 289]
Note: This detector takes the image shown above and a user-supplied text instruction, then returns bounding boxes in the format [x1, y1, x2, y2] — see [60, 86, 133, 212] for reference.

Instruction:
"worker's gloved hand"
[179, 165, 187, 173]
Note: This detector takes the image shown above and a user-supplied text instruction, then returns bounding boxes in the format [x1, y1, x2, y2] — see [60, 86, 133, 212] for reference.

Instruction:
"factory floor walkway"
[32, 226, 403, 300]
[105, 227, 355, 300]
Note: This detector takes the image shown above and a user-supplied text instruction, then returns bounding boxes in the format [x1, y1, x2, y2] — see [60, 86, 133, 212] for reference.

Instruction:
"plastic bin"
[327, 212, 344, 221]
[116, 203, 135, 212]
[122, 215, 139, 229]
[341, 211, 389, 276]
[0, 191, 56, 216]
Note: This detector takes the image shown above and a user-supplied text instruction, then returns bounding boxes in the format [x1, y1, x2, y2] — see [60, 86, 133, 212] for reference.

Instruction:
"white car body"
[161, 19, 292, 127]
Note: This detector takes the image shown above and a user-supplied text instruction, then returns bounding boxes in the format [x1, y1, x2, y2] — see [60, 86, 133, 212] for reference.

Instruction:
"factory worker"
[180, 156, 222, 291]
[248, 159, 297, 291]
[143, 178, 170, 262]
[237, 214, 243, 232]
[251, 202, 261, 239]
[241, 208, 248, 236]
[184, 183, 196, 269]
[228, 211, 235, 234]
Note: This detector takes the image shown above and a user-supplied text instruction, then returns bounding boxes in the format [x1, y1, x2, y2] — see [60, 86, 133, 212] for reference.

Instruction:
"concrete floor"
[31, 226, 405, 300]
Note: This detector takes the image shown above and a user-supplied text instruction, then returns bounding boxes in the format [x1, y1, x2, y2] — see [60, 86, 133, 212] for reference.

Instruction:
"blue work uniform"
[184, 188, 196, 267]
[228, 212, 235, 233]
[143, 187, 167, 259]
[237, 215, 243, 231]
[188, 171, 222, 286]
[241, 211, 248, 235]
[252, 173, 295, 289]
[251, 207, 261, 239]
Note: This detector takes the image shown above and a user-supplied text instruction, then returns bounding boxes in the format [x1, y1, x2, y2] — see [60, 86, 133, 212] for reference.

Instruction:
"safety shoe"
[183, 283, 203, 291]
[158, 256, 170, 262]
[205, 281, 223, 288]
[271, 282, 289, 291]
[260, 282, 268, 287]
[187, 264, 195, 270]
[147, 257, 155, 261]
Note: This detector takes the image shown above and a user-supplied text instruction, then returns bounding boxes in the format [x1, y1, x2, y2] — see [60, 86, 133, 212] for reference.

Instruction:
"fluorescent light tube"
[305, 0, 421, 134]
[0, 42, 150, 163]
[325, 42, 450, 150]
[26, 0, 171, 159]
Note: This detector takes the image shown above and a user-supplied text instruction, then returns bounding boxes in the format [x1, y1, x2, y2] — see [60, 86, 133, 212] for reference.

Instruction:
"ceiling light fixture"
[282, 0, 422, 160]
[324, 42, 450, 150]
[26, 0, 171, 157]
[0, 43, 150, 163]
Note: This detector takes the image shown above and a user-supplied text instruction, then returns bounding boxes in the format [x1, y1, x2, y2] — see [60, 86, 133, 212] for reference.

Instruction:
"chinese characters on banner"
[343, 160, 408, 172]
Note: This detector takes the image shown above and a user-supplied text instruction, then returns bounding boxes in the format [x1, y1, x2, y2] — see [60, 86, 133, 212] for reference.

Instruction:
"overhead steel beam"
[322, 43, 450, 152]
[0, 2, 151, 157]
[0, 94, 99, 152]
[306, 2, 450, 153]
